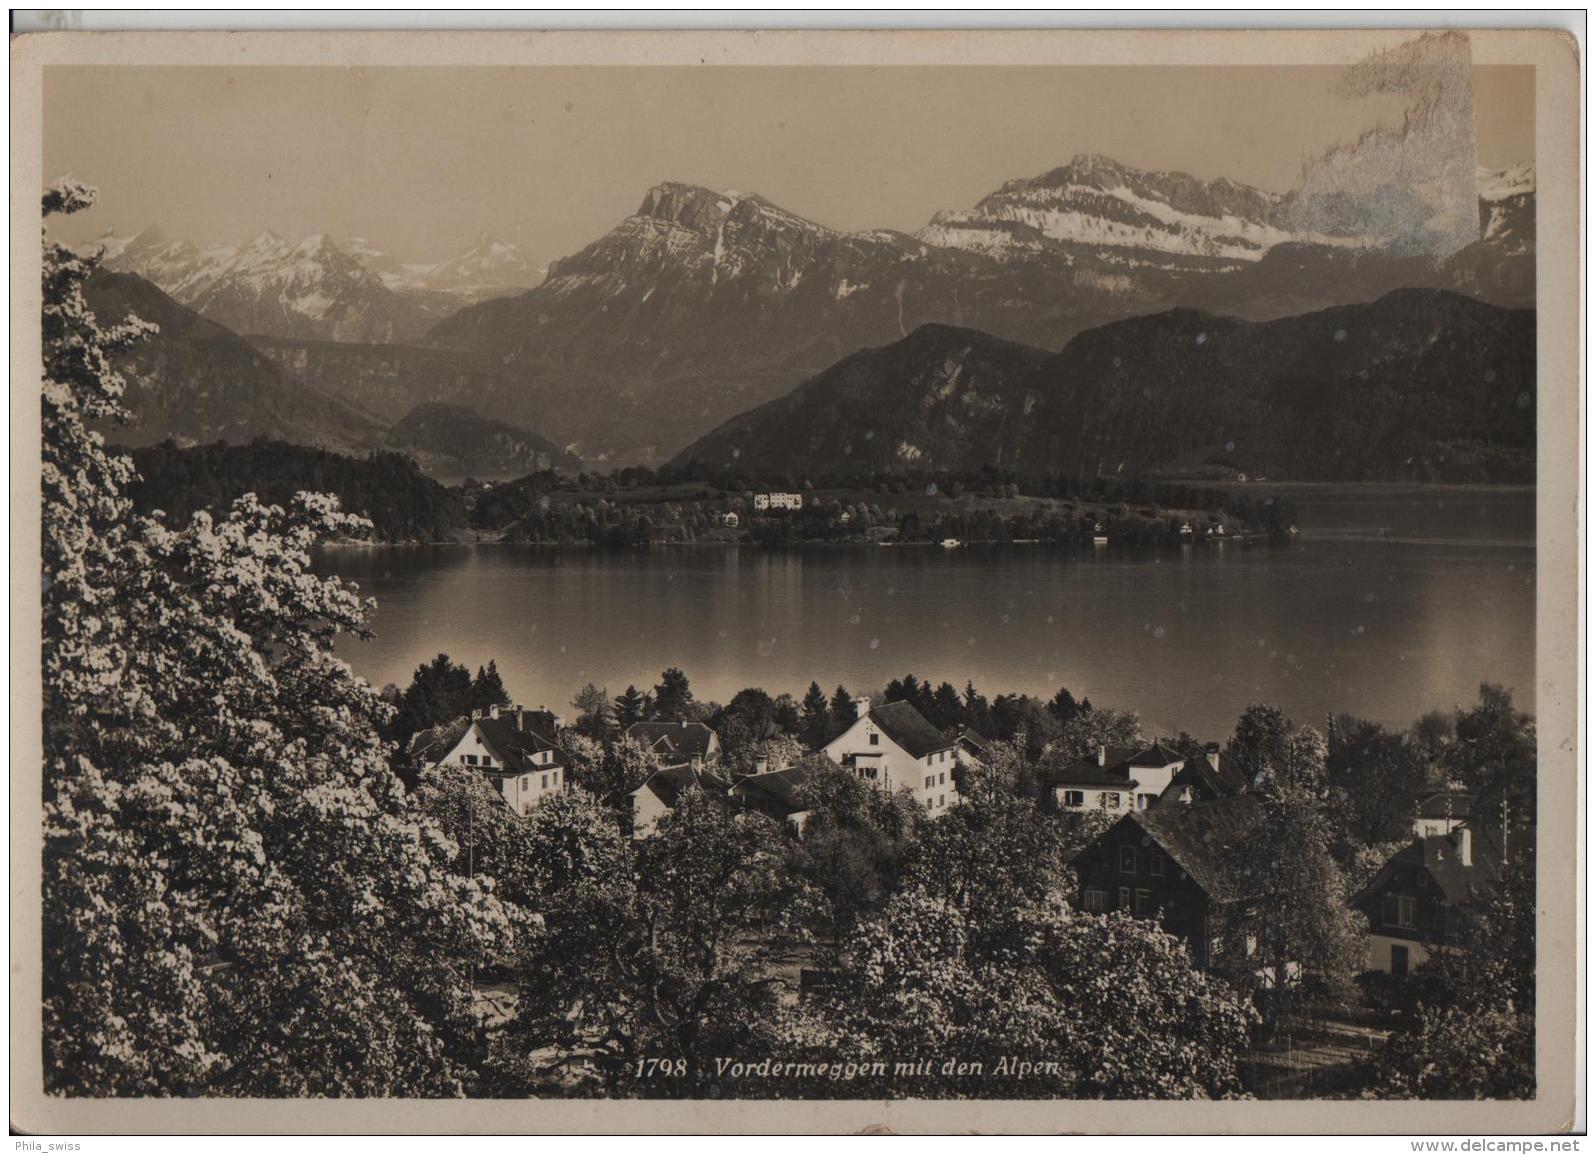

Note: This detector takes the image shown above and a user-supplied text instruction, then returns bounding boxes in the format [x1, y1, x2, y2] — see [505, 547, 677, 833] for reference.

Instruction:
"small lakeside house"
[753, 492, 804, 512]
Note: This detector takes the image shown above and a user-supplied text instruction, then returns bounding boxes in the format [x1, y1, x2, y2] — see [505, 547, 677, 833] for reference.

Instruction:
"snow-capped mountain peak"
[919, 153, 1290, 264]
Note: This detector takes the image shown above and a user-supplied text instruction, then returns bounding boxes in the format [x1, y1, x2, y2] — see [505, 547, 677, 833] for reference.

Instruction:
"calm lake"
[316, 486, 1535, 738]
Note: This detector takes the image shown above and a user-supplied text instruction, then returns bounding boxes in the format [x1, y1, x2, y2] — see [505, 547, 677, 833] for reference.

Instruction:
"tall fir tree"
[800, 681, 831, 747]
[654, 666, 694, 721]
[613, 684, 645, 726]
[470, 659, 511, 713]
[830, 685, 857, 727]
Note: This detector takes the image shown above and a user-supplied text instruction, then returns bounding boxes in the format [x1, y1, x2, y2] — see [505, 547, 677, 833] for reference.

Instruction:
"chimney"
[1454, 826, 1472, 867]
[754, 756, 769, 776]
[1206, 749, 1221, 771]
[857, 696, 871, 719]
[1097, 744, 1107, 767]
[489, 704, 501, 720]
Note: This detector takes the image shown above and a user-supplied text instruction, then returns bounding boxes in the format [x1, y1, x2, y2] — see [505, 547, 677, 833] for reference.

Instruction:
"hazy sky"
[44, 64, 1533, 266]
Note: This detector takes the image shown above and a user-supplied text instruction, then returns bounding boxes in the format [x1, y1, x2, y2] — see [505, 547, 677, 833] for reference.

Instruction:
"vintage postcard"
[8, 26, 1581, 1135]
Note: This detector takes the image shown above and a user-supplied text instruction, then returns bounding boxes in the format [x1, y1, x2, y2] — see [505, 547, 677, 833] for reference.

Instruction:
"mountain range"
[671, 289, 1535, 485]
[420, 158, 1534, 462]
[95, 227, 539, 344]
[90, 153, 1536, 473]
[82, 269, 387, 454]
[83, 269, 577, 479]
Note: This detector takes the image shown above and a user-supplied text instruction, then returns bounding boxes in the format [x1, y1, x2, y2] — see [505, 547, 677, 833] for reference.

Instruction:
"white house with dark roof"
[822, 697, 959, 815]
[1041, 742, 1188, 813]
[426, 705, 567, 817]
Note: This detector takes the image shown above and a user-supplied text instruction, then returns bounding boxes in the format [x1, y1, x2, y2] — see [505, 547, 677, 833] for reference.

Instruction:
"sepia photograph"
[9, 22, 1582, 1135]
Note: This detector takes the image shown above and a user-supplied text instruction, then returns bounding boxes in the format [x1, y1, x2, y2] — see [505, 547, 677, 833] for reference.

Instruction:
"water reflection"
[316, 518, 1535, 739]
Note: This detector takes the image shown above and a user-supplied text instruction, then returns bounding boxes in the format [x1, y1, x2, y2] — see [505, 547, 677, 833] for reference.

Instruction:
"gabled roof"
[1416, 791, 1475, 821]
[625, 720, 719, 760]
[1127, 742, 1187, 768]
[955, 727, 991, 754]
[732, 762, 822, 816]
[1162, 753, 1250, 802]
[867, 700, 955, 759]
[471, 715, 563, 777]
[408, 716, 470, 764]
[1352, 823, 1527, 914]
[1125, 795, 1264, 902]
[633, 763, 729, 808]
[1039, 745, 1141, 787]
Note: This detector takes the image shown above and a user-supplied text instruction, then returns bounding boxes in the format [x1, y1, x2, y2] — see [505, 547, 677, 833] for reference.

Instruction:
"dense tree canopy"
[41, 182, 511, 1096]
[127, 438, 467, 544]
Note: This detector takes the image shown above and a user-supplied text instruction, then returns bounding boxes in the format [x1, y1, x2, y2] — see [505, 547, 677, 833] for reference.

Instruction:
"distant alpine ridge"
[94, 228, 539, 344]
[670, 289, 1535, 485]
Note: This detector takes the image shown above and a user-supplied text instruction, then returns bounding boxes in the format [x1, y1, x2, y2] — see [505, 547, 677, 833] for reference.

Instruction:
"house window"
[1134, 889, 1155, 918]
[1149, 853, 1166, 877]
[1063, 790, 1085, 808]
[482, 756, 493, 768]
[463, 754, 477, 766]
[541, 774, 548, 789]
[1118, 886, 1131, 910]
[1391, 944, 1410, 977]
[1084, 888, 1109, 912]
[553, 769, 560, 785]
[939, 772, 945, 785]
[1104, 792, 1121, 809]
[1395, 896, 1418, 928]
[939, 794, 945, 807]
[521, 775, 529, 791]
[925, 775, 933, 789]
[868, 733, 879, 746]
[1137, 793, 1154, 810]
[1119, 846, 1137, 874]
